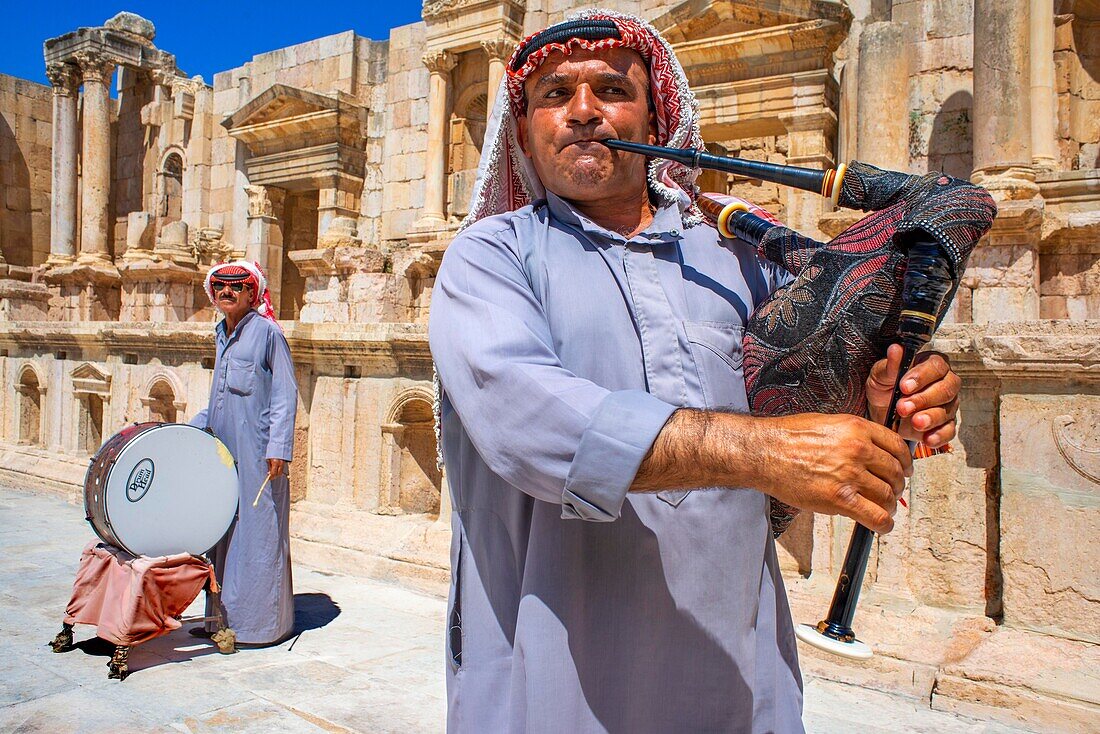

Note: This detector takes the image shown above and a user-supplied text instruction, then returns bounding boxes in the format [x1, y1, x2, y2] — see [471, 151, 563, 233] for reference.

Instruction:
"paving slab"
[0, 484, 1040, 733]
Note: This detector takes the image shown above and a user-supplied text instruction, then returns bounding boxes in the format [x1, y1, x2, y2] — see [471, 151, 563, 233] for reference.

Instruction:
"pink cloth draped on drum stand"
[64, 541, 216, 646]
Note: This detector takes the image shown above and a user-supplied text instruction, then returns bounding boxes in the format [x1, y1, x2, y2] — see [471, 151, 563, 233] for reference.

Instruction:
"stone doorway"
[78, 394, 104, 454]
[380, 391, 442, 517]
[279, 190, 319, 321]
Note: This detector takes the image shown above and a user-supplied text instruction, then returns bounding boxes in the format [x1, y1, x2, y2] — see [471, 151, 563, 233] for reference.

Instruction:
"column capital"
[480, 38, 515, 63]
[72, 51, 115, 85]
[245, 185, 285, 219]
[422, 50, 457, 75]
[45, 63, 80, 97]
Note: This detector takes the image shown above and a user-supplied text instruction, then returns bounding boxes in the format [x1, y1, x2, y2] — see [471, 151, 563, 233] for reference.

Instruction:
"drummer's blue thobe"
[192, 309, 298, 645]
[430, 193, 803, 733]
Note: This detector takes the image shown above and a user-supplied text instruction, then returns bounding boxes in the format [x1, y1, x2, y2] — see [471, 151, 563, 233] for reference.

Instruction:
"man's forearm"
[630, 409, 762, 493]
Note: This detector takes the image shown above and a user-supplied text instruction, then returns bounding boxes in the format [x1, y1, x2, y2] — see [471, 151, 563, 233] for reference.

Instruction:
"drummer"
[190, 261, 298, 647]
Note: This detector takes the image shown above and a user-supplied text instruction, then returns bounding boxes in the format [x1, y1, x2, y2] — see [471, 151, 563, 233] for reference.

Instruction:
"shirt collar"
[544, 190, 684, 245]
[216, 308, 257, 342]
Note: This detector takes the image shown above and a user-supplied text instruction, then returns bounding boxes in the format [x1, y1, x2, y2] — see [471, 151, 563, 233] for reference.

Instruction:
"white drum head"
[104, 424, 238, 557]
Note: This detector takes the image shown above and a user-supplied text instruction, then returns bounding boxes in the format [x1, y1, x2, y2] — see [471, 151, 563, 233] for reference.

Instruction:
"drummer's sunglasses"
[211, 280, 250, 293]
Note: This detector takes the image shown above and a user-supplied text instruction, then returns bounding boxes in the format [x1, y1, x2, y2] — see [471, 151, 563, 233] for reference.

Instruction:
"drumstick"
[251, 475, 271, 508]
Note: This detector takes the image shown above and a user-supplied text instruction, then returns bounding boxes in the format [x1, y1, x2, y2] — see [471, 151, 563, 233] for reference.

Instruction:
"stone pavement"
[0, 485, 1038, 734]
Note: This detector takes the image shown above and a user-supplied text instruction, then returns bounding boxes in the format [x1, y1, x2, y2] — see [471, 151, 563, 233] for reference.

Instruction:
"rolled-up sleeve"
[429, 224, 675, 522]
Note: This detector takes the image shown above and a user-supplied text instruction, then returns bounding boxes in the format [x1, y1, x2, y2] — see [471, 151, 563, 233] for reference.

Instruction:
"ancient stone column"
[421, 51, 457, 225]
[45, 63, 81, 267]
[856, 22, 909, 170]
[481, 39, 513, 111]
[245, 185, 285, 314]
[972, 0, 1034, 191]
[1029, 0, 1057, 169]
[74, 52, 116, 264]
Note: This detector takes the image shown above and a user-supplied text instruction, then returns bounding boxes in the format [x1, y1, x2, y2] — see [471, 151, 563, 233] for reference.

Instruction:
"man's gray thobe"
[430, 193, 804, 733]
[192, 309, 298, 645]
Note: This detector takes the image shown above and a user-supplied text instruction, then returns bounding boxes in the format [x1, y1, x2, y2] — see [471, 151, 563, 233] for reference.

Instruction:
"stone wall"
[380, 22, 430, 244]
[0, 74, 52, 267]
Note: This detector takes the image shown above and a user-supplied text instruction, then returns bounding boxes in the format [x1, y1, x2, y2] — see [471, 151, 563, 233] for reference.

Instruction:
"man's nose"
[567, 84, 601, 126]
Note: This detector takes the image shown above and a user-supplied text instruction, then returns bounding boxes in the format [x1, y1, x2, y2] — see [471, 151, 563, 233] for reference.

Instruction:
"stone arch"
[380, 388, 442, 516]
[157, 148, 185, 223]
[15, 363, 45, 446]
[140, 371, 187, 423]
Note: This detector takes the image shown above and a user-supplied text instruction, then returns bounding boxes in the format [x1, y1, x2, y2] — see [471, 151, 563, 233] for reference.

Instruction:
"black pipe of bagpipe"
[600, 138, 848, 205]
[602, 137, 966, 659]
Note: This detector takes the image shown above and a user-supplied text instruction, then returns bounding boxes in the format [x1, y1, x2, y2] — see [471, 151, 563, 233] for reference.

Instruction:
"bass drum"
[84, 422, 238, 557]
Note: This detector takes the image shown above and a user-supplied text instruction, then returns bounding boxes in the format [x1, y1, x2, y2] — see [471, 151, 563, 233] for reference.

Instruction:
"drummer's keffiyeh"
[203, 260, 280, 329]
[462, 9, 706, 230]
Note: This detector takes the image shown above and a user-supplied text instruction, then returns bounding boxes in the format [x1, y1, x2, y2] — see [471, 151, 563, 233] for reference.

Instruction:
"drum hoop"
[83, 422, 161, 551]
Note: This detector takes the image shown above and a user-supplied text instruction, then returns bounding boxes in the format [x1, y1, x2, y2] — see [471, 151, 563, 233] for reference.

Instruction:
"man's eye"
[545, 88, 567, 98]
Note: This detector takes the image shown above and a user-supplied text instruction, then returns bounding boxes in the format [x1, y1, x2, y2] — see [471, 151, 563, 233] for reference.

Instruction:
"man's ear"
[516, 113, 533, 159]
[647, 108, 657, 146]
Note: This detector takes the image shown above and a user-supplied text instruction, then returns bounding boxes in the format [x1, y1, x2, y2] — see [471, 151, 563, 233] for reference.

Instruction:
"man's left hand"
[866, 345, 961, 448]
[267, 458, 286, 480]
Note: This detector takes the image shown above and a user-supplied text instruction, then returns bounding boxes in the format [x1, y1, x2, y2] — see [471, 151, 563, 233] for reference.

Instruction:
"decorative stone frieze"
[423, 0, 524, 20]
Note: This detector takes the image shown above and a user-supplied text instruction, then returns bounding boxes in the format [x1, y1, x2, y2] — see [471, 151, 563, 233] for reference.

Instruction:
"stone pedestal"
[44, 263, 122, 321]
[0, 279, 51, 321]
[121, 212, 155, 261]
[153, 220, 197, 265]
[288, 220, 389, 324]
[118, 260, 201, 322]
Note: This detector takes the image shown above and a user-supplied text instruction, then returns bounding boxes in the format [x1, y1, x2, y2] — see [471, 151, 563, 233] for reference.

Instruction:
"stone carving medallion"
[1052, 414, 1100, 485]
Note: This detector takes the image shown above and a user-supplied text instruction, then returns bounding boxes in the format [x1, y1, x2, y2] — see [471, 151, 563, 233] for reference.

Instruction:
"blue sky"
[0, 1, 425, 87]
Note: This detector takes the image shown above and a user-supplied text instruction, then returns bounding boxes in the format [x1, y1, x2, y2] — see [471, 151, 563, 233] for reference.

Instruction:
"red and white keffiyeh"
[462, 9, 706, 230]
[203, 260, 280, 329]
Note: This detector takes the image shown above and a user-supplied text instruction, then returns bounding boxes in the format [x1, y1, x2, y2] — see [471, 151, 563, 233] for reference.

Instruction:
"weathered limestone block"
[104, 12, 155, 42]
[123, 212, 154, 259]
[0, 280, 50, 320]
[999, 393, 1100, 643]
[935, 627, 1100, 732]
[906, 382, 998, 613]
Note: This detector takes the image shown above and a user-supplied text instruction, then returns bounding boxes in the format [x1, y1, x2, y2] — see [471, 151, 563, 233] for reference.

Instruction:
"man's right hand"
[632, 410, 912, 535]
[749, 413, 912, 534]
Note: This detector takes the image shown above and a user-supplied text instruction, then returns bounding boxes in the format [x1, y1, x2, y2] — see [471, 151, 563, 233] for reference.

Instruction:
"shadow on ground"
[290, 592, 341, 638]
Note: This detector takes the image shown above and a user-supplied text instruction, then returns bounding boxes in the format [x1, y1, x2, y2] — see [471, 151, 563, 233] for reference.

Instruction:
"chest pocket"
[225, 357, 256, 396]
[684, 321, 748, 411]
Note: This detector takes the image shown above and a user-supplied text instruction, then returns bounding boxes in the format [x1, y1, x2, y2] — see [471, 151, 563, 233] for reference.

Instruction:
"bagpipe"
[602, 138, 997, 660]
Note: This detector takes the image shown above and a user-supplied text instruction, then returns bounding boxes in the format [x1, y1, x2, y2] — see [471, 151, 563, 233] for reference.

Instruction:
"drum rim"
[83, 421, 162, 551]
